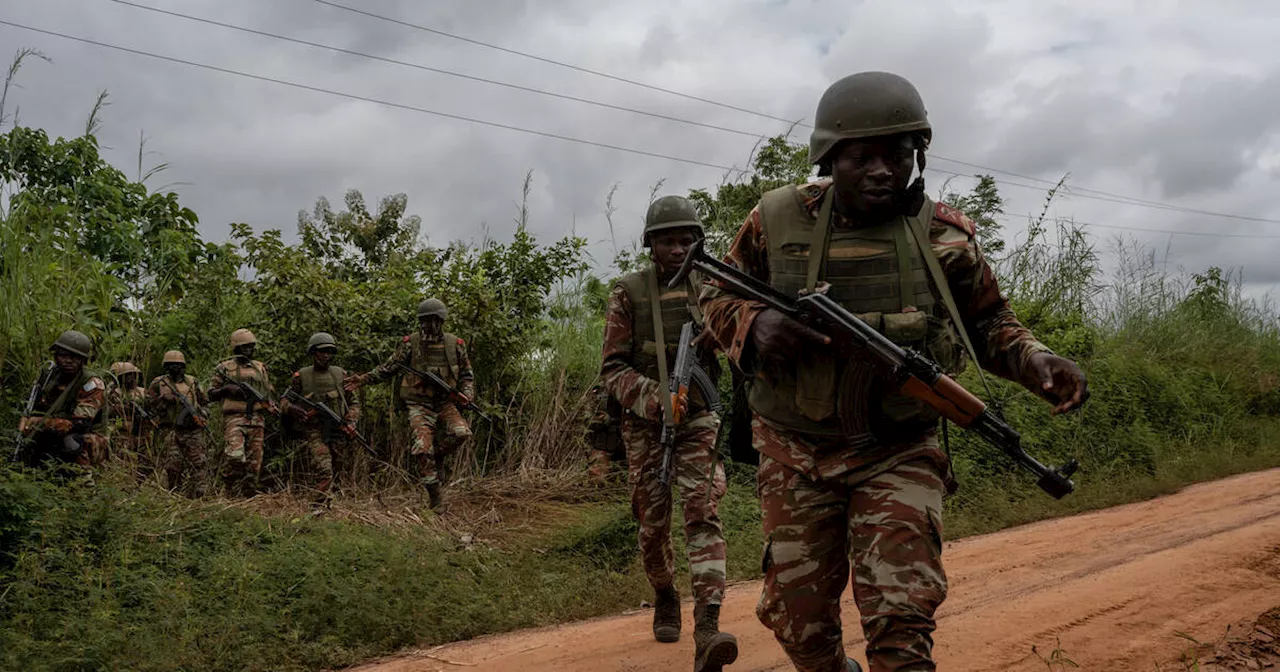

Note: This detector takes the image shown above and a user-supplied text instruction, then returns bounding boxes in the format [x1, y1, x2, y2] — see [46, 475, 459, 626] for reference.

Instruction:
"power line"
[0, 20, 751, 175]
[314, 0, 1280, 227]
[993, 215, 1280, 240]
[106, 0, 778, 142]
[309, 0, 804, 128]
[5, 20, 1280, 244]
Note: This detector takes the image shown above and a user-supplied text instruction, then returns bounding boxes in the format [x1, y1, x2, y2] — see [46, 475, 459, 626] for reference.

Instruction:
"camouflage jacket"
[282, 366, 360, 427]
[366, 331, 476, 402]
[699, 178, 1051, 385]
[146, 374, 210, 427]
[22, 369, 106, 435]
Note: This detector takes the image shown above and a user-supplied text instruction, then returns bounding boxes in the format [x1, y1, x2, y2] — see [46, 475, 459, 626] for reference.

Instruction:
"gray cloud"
[3, 0, 1279, 303]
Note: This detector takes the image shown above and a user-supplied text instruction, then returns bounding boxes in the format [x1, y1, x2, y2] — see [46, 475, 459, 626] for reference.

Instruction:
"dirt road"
[353, 468, 1280, 671]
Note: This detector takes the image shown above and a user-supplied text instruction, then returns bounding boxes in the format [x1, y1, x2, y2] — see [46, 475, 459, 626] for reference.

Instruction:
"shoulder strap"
[805, 187, 836, 291]
[906, 196, 992, 396]
[684, 272, 703, 325]
[647, 264, 675, 425]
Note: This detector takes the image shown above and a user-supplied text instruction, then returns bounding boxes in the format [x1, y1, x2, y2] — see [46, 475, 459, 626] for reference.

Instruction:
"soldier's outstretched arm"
[348, 338, 412, 391]
[600, 284, 663, 422]
[937, 212, 1087, 413]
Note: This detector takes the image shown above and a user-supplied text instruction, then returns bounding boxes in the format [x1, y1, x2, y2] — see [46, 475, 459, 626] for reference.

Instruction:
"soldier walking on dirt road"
[698, 72, 1091, 672]
[600, 195, 738, 672]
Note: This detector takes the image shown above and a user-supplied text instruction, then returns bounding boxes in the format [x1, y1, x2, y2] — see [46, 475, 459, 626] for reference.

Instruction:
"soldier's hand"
[452, 392, 471, 407]
[1025, 352, 1089, 415]
[343, 374, 365, 392]
[43, 418, 74, 434]
[750, 308, 831, 361]
[341, 423, 357, 439]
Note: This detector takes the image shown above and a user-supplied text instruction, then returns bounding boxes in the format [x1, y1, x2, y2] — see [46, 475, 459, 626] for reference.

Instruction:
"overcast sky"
[4, 0, 1280, 302]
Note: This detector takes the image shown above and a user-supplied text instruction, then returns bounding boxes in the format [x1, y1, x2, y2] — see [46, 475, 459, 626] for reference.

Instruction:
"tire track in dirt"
[350, 468, 1280, 672]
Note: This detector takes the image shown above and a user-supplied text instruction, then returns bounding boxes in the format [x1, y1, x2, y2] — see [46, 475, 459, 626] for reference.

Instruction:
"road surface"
[352, 468, 1280, 671]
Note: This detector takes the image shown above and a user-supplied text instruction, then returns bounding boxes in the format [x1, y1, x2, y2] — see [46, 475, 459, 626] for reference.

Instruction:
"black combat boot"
[845, 658, 863, 672]
[425, 482, 444, 512]
[652, 584, 681, 643]
[693, 603, 738, 672]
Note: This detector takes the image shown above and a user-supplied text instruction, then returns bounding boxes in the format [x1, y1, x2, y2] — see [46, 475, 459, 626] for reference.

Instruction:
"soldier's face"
[419, 316, 444, 336]
[236, 343, 256, 360]
[313, 349, 335, 367]
[650, 228, 699, 274]
[166, 363, 185, 378]
[54, 350, 83, 376]
[121, 373, 139, 388]
[831, 135, 916, 217]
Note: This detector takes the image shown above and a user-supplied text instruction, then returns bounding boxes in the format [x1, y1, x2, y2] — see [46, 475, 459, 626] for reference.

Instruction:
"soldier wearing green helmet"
[16, 329, 109, 468]
[698, 72, 1089, 672]
[599, 195, 737, 672]
[281, 332, 361, 505]
[347, 297, 476, 512]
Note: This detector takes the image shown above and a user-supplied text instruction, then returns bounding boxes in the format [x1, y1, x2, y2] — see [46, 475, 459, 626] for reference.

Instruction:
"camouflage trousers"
[753, 415, 950, 672]
[297, 426, 337, 498]
[75, 433, 109, 467]
[405, 402, 471, 486]
[222, 413, 265, 490]
[621, 411, 728, 607]
[159, 427, 207, 497]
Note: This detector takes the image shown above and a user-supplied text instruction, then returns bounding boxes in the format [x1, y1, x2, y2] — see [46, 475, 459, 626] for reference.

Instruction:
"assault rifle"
[161, 377, 213, 439]
[12, 361, 57, 462]
[283, 388, 371, 449]
[658, 321, 723, 489]
[214, 370, 276, 420]
[127, 399, 158, 434]
[396, 363, 491, 422]
[670, 239, 1079, 499]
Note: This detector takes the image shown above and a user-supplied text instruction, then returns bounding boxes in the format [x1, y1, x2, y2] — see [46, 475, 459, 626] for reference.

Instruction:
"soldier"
[600, 195, 737, 672]
[106, 360, 153, 471]
[280, 332, 360, 505]
[146, 350, 210, 497]
[698, 72, 1090, 672]
[208, 328, 277, 495]
[584, 381, 624, 484]
[346, 298, 474, 512]
[15, 330, 108, 469]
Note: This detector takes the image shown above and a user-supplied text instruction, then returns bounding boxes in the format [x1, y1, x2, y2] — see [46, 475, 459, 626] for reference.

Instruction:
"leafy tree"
[940, 174, 1006, 256]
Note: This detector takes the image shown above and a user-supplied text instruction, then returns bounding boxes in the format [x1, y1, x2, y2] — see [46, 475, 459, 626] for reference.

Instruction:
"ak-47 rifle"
[127, 398, 158, 435]
[670, 239, 1079, 499]
[161, 377, 213, 440]
[12, 361, 57, 462]
[396, 363, 491, 422]
[214, 369, 276, 421]
[283, 388, 371, 450]
[658, 321, 723, 489]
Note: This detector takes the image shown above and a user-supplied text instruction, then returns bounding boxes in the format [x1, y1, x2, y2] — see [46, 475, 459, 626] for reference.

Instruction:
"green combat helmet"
[307, 332, 337, 352]
[809, 71, 931, 168]
[643, 195, 704, 247]
[51, 330, 92, 359]
[417, 298, 448, 321]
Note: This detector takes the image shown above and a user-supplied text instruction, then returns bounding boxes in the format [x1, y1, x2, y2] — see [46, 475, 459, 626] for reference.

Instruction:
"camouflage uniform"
[699, 178, 1051, 672]
[584, 382, 625, 482]
[602, 268, 728, 609]
[106, 377, 152, 469]
[147, 373, 210, 497]
[365, 331, 474, 486]
[281, 365, 360, 498]
[19, 370, 109, 468]
[213, 357, 275, 489]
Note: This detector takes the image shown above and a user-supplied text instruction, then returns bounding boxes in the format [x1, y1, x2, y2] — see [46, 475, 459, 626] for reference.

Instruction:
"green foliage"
[941, 174, 1006, 256]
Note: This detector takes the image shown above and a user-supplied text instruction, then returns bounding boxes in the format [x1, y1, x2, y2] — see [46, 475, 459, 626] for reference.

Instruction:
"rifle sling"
[647, 265, 676, 426]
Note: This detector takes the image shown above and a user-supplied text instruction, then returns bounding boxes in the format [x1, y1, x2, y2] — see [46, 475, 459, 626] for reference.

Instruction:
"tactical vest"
[217, 359, 270, 414]
[399, 332, 461, 403]
[616, 266, 719, 412]
[298, 365, 348, 418]
[36, 369, 104, 429]
[748, 182, 964, 437]
[156, 375, 201, 427]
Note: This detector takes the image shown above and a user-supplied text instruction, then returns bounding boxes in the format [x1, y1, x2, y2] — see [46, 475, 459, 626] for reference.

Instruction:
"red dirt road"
[352, 468, 1280, 671]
